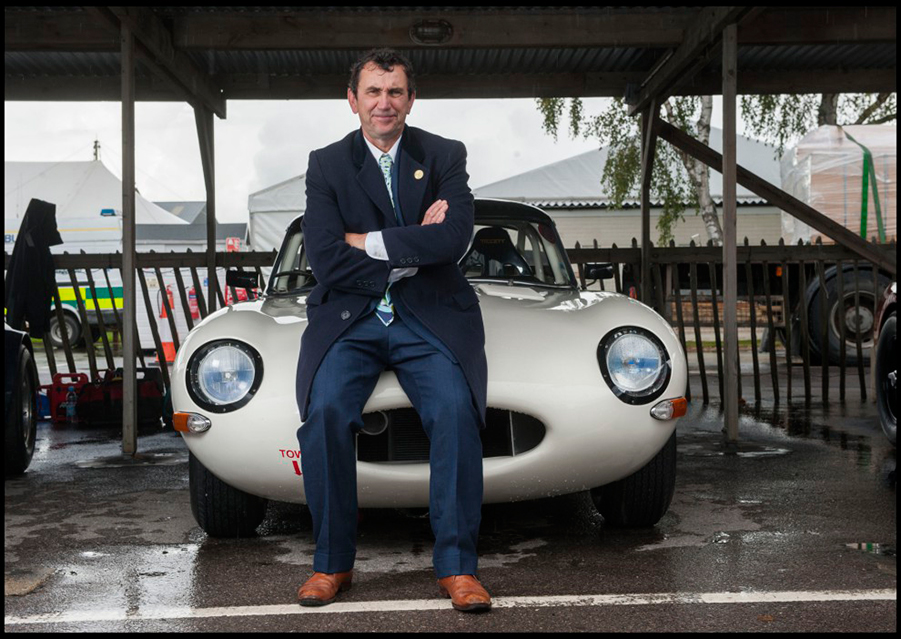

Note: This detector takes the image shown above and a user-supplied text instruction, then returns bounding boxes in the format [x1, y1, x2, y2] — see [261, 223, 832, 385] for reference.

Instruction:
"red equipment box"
[42, 372, 90, 424]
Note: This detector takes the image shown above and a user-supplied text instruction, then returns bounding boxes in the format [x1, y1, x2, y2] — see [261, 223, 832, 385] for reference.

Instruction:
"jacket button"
[341, 310, 351, 320]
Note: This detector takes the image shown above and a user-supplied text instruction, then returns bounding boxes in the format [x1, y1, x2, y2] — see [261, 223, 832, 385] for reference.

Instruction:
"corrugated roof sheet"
[473, 127, 781, 208]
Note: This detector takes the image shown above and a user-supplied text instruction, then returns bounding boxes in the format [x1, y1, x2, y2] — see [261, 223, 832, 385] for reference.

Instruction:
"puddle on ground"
[846, 542, 895, 557]
[74, 452, 188, 469]
[679, 440, 792, 458]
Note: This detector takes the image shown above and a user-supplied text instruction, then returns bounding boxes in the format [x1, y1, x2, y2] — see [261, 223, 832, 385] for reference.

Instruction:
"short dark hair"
[348, 48, 416, 98]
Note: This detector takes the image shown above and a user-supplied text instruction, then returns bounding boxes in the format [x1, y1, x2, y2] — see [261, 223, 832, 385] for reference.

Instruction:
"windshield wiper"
[270, 268, 310, 279]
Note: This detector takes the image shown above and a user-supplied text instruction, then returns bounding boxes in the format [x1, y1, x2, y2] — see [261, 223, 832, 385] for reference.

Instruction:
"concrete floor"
[5, 379, 895, 632]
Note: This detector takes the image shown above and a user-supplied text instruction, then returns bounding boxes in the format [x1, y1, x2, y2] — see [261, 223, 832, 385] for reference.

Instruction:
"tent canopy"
[247, 174, 306, 252]
[5, 159, 187, 251]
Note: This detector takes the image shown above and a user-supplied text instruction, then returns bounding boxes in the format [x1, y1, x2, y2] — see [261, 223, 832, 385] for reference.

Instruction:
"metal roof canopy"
[5, 6, 896, 450]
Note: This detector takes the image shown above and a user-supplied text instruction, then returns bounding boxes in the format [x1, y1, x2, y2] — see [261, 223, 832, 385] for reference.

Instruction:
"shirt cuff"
[364, 231, 389, 261]
[388, 267, 419, 283]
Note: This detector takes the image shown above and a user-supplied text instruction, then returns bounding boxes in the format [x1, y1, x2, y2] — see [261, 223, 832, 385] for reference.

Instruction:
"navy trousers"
[297, 311, 483, 579]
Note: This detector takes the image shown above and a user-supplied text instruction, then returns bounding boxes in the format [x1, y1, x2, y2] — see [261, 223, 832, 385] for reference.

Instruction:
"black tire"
[48, 312, 83, 349]
[5, 347, 38, 477]
[875, 312, 896, 446]
[808, 270, 891, 366]
[590, 431, 676, 527]
[188, 451, 268, 537]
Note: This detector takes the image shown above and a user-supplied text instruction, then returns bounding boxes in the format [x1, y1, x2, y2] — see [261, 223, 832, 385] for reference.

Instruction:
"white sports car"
[172, 199, 688, 536]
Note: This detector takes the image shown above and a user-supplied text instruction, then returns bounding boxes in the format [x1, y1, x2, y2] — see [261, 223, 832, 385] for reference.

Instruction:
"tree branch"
[860, 110, 896, 126]
[853, 92, 891, 125]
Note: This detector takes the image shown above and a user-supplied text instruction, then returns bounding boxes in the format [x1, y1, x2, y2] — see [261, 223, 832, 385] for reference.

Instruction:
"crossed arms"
[302, 140, 474, 297]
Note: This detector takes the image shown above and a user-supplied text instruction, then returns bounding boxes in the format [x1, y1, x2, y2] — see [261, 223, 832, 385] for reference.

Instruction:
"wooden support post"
[722, 23, 739, 441]
[121, 24, 137, 454]
[195, 106, 217, 312]
[640, 101, 658, 305]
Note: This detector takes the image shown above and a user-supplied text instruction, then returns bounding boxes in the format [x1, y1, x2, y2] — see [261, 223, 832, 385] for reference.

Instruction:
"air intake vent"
[357, 407, 545, 463]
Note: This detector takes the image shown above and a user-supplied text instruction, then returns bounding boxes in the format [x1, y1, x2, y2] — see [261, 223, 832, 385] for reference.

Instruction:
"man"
[295, 48, 491, 613]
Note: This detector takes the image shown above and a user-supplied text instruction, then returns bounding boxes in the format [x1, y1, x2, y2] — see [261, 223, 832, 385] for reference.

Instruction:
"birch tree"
[537, 93, 896, 246]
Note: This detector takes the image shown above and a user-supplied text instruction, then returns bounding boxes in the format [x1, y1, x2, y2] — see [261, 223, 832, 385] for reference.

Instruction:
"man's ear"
[348, 87, 359, 114]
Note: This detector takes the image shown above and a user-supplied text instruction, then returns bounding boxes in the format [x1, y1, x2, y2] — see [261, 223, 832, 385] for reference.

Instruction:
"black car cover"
[5, 198, 63, 337]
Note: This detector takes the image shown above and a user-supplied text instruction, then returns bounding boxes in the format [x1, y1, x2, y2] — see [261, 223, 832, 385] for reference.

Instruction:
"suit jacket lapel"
[398, 130, 428, 226]
[353, 129, 398, 227]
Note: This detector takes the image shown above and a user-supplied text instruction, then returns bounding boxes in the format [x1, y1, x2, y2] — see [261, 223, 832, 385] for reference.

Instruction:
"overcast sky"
[4, 97, 733, 223]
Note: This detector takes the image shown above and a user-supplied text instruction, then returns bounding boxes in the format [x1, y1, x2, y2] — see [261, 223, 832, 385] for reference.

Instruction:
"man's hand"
[345, 232, 367, 250]
[422, 199, 448, 226]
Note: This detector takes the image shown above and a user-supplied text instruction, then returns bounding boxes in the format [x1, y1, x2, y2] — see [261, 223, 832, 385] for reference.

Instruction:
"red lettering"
[292, 460, 302, 476]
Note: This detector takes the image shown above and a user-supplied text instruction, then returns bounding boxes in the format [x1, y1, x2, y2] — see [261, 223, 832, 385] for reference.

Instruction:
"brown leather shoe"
[297, 570, 353, 606]
[437, 575, 492, 612]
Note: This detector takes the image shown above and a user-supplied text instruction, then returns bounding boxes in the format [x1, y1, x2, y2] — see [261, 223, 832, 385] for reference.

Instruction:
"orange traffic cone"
[156, 287, 177, 364]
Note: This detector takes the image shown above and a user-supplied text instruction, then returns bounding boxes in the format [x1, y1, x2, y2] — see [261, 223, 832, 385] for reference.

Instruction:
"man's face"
[348, 62, 415, 149]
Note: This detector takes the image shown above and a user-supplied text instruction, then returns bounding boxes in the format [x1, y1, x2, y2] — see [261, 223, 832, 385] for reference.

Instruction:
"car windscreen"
[267, 226, 315, 295]
[268, 217, 576, 296]
[459, 220, 575, 287]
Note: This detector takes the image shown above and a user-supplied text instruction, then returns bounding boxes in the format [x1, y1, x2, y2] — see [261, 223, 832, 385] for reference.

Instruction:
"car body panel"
[172, 277, 687, 507]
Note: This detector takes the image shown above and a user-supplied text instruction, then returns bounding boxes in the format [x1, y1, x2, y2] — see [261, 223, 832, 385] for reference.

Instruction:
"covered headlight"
[187, 340, 263, 412]
[598, 327, 671, 404]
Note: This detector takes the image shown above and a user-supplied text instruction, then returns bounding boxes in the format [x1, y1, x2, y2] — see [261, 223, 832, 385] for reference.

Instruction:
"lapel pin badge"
[414, 169, 424, 180]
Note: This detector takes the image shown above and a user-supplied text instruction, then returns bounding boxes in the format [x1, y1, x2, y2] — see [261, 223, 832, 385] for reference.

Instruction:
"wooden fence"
[568, 237, 896, 406]
[4, 250, 275, 392]
[5, 240, 895, 408]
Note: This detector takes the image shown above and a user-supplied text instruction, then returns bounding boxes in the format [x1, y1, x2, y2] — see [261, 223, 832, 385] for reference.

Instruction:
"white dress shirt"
[361, 134, 418, 283]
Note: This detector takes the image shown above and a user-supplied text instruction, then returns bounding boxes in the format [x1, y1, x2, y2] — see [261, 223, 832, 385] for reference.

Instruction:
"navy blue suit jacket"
[296, 126, 488, 426]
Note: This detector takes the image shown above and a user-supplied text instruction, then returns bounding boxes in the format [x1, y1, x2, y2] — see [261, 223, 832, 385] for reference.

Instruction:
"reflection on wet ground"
[5, 396, 897, 632]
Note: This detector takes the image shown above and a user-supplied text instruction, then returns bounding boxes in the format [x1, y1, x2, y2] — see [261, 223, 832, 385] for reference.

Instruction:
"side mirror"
[584, 263, 614, 281]
[226, 269, 260, 291]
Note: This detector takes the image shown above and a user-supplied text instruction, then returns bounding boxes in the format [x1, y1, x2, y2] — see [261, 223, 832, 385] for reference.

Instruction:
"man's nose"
[376, 91, 391, 109]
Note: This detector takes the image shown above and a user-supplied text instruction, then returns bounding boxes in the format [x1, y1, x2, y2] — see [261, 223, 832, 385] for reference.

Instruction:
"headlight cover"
[597, 327, 671, 405]
[187, 340, 263, 412]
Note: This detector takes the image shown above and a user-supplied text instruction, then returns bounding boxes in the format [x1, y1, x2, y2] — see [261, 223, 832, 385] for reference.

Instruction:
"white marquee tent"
[4, 160, 187, 253]
[247, 174, 306, 252]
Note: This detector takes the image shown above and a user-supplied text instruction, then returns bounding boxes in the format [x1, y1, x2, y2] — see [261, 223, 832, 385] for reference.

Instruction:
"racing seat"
[462, 227, 533, 278]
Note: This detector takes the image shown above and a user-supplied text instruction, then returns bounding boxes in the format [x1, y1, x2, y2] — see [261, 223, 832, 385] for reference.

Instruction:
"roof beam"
[628, 6, 754, 116]
[6, 7, 893, 52]
[737, 6, 896, 45]
[169, 9, 690, 50]
[83, 7, 226, 119]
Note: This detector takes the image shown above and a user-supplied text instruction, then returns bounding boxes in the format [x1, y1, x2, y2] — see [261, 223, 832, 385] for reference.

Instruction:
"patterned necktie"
[375, 153, 397, 326]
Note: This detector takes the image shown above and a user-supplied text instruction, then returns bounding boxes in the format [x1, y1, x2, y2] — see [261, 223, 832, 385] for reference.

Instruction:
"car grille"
[357, 407, 545, 463]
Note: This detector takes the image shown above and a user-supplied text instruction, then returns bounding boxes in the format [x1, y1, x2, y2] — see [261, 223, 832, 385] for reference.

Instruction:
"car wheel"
[808, 270, 891, 366]
[188, 451, 268, 537]
[48, 313, 82, 348]
[5, 346, 38, 477]
[590, 431, 676, 527]
[875, 312, 896, 446]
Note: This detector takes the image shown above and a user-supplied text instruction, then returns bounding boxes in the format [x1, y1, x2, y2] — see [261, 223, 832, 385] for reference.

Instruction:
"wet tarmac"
[4, 397, 896, 632]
